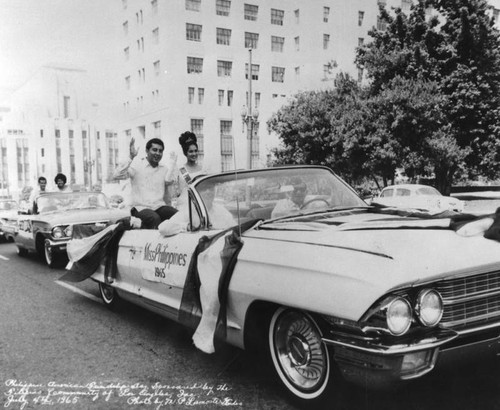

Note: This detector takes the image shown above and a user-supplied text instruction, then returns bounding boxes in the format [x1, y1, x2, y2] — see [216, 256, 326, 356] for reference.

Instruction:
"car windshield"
[416, 187, 440, 196]
[194, 167, 366, 225]
[0, 201, 17, 211]
[36, 192, 109, 214]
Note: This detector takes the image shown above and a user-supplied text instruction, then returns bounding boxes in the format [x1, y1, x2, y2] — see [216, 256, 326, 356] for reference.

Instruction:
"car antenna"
[232, 137, 242, 238]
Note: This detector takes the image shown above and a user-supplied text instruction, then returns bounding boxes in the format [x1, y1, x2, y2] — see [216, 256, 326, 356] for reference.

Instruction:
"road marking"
[0, 255, 9, 260]
[55, 280, 101, 303]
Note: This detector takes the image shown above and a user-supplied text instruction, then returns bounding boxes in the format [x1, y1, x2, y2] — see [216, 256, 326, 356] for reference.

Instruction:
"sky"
[0, 0, 122, 107]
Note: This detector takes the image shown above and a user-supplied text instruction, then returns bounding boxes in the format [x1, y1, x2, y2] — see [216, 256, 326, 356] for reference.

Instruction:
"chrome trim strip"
[442, 288, 500, 305]
[322, 329, 457, 355]
[453, 320, 500, 336]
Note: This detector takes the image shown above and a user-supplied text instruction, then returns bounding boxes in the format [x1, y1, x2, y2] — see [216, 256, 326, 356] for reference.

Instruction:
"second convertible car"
[16, 191, 129, 267]
[68, 166, 500, 407]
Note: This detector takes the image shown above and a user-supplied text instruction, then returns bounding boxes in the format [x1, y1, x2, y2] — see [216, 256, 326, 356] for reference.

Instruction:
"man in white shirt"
[113, 137, 177, 229]
[28, 176, 48, 213]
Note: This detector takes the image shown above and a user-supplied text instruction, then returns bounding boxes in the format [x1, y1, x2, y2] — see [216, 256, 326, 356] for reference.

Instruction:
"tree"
[357, 0, 500, 193]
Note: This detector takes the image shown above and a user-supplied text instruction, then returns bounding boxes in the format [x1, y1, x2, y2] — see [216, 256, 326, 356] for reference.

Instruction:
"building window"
[358, 11, 365, 26]
[323, 64, 332, 78]
[123, 21, 128, 36]
[323, 34, 330, 50]
[154, 60, 160, 76]
[494, 8, 500, 24]
[188, 87, 195, 103]
[271, 8, 284, 25]
[217, 60, 232, 77]
[125, 76, 130, 89]
[185, 0, 201, 11]
[218, 89, 225, 106]
[152, 28, 159, 44]
[377, 16, 387, 31]
[105, 132, 119, 183]
[271, 36, 284, 52]
[272, 66, 285, 83]
[220, 120, 233, 171]
[63, 96, 70, 118]
[294, 36, 300, 51]
[358, 67, 363, 83]
[216, 28, 231, 45]
[294, 9, 300, 24]
[198, 88, 204, 104]
[358, 37, 364, 47]
[186, 23, 202, 41]
[245, 63, 259, 80]
[401, 0, 412, 12]
[244, 4, 258, 21]
[153, 121, 161, 138]
[295, 66, 300, 79]
[227, 90, 233, 107]
[216, 0, 231, 16]
[323, 6, 330, 22]
[40, 129, 44, 138]
[245, 32, 259, 49]
[137, 37, 144, 52]
[124, 47, 129, 60]
[136, 10, 143, 25]
[255, 92, 260, 108]
[190, 119, 204, 158]
[151, 0, 158, 14]
[55, 135, 62, 173]
[187, 57, 203, 73]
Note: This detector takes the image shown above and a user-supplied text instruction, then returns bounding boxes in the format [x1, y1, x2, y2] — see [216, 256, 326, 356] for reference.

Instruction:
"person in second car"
[54, 173, 72, 192]
[113, 137, 177, 229]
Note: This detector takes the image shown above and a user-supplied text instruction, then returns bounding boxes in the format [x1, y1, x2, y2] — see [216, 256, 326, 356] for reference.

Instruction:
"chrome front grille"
[434, 270, 500, 328]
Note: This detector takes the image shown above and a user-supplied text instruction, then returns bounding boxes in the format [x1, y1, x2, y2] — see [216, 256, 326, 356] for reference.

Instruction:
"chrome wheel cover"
[99, 283, 115, 304]
[270, 309, 330, 398]
[44, 240, 53, 265]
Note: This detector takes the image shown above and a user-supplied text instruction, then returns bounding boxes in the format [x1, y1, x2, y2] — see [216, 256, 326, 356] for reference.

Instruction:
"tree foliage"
[268, 0, 500, 194]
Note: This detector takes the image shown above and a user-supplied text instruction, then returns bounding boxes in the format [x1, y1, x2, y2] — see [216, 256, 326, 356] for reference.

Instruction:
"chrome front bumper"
[323, 323, 500, 387]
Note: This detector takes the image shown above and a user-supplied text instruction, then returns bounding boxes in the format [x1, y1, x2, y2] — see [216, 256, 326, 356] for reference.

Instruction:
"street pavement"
[1, 198, 500, 409]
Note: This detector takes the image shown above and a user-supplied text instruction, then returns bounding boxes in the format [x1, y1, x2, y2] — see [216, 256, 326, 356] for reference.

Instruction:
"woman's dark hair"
[179, 131, 198, 156]
[54, 173, 67, 184]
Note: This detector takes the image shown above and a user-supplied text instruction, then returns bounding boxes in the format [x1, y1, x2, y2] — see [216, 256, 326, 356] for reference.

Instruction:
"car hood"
[0, 210, 18, 219]
[34, 208, 129, 225]
[240, 210, 500, 318]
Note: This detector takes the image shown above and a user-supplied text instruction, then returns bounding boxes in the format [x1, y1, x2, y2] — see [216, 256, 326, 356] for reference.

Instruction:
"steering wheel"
[300, 198, 330, 209]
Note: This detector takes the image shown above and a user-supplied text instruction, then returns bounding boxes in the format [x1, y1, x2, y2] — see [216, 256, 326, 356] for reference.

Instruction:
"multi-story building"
[0, 65, 119, 199]
[119, 0, 392, 172]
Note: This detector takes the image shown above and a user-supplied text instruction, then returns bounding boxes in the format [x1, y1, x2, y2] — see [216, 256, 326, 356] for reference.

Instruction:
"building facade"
[119, 0, 395, 172]
[0, 66, 119, 199]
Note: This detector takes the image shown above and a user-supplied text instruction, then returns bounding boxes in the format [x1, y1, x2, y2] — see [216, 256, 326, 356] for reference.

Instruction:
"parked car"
[0, 199, 18, 242]
[373, 183, 464, 212]
[79, 166, 500, 406]
[16, 191, 129, 267]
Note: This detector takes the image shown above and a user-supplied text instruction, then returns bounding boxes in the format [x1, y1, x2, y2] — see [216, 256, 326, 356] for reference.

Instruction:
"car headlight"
[64, 225, 73, 238]
[386, 297, 412, 336]
[52, 226, 64, 238]
[415, 289, 443, 327]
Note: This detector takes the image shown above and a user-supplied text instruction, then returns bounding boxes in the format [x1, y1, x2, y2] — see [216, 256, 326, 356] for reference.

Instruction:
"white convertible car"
[72, 166, 500, 406]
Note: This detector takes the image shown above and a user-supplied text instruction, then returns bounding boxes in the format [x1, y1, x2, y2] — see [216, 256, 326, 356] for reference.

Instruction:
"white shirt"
[113, 157, 170, 210]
